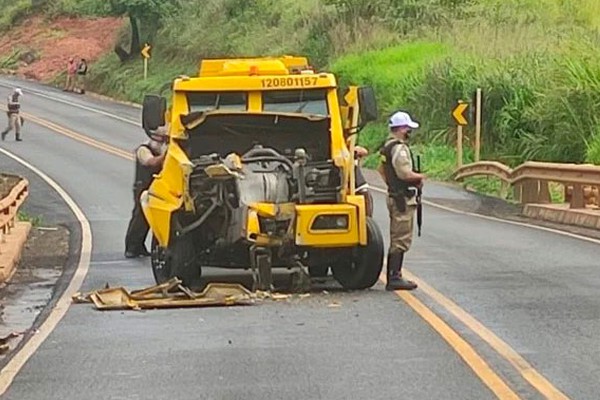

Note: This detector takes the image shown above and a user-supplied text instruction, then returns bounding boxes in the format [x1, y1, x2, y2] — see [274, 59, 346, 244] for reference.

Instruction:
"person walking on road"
[124, 126, 168, 258]
[378, 111, 426, 291]
[1, 88, 24, 142]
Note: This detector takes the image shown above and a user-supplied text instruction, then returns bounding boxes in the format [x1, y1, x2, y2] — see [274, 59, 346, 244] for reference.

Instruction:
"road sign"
[452, 102, 469, 126]
[141, 44, 151, 59]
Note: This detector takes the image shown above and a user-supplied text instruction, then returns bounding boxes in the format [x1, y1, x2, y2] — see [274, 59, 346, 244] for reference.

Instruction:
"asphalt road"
[0, 77, 599, 399]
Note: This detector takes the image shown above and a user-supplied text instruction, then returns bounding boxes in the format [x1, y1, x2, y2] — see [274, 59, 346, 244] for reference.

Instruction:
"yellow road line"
[371, 187, 571, 399]
[401, 270, 570, 400]
[378, 273, 521, 400]
[22, 111, 134, 161]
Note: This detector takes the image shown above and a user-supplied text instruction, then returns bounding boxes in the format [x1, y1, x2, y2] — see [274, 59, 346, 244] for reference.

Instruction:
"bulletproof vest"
[134, 144, 162, 190]
[379, 139, 416, 197]
[7, 94, 20, 113]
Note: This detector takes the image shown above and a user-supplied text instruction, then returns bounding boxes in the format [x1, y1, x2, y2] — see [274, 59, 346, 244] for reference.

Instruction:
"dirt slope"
[0, 15, 124, 82]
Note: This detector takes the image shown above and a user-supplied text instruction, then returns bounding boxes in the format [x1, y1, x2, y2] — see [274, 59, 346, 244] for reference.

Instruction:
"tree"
[107, 0, 179, 62]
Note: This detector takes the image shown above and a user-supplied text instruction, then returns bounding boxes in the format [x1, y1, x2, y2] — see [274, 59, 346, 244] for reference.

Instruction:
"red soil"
[0, 15, 124, 81]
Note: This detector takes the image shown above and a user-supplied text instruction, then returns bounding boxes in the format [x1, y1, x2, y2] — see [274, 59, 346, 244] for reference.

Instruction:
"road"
[0, 77, 599, 399]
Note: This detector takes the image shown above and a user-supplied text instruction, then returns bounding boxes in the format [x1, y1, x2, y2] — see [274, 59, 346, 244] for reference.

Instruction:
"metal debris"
[72, 278, 254, 310]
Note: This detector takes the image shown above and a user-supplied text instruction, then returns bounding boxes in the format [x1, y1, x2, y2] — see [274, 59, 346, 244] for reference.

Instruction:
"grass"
[18, 211, 44, 227]
[4, 0, 599, 205]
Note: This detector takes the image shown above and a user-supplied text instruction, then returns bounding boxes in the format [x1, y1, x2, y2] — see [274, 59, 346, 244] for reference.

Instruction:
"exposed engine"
[174, 144, 343, 269]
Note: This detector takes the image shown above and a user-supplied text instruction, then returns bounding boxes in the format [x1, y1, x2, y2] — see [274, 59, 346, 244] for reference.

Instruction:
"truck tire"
[308, 265, 329, 278]
[331, 217, 384, 290]
[151, 235, 202, 289]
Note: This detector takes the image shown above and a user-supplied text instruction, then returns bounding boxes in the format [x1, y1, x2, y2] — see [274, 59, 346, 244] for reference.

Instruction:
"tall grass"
[8, 0, 600, 169]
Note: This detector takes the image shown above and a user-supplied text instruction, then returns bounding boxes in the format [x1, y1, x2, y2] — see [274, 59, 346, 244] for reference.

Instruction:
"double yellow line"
[16, 109, 570, 400]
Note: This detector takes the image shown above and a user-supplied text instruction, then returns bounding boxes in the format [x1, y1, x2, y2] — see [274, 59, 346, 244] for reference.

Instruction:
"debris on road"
[72, 278, 254, 310]
[72, 278, 317, 311]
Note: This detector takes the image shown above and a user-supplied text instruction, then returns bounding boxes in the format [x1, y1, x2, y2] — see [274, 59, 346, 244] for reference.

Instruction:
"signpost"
[452, 100, 469, 168]
[141, 43, 151, 80]
[474, 88, 482, 162]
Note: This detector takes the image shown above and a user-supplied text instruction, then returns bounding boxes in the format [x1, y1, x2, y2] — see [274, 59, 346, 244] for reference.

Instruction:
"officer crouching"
[378, 111, 426, 291]
[124, 126, 168, 258]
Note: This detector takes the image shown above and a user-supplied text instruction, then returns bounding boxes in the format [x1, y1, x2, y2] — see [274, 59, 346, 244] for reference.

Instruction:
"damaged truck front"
[140, 56, 383, 291]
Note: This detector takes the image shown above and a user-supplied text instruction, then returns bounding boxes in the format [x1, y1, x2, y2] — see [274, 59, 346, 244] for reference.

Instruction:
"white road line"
[0, 148, 93, 394]
[370, 186, 600, 246]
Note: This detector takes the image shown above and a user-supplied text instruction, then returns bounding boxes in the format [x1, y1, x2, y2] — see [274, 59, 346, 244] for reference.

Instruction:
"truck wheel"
[309, 265, 329, 278]
[331, 217, 384, 290]
[151, 236, 171, 285]
[151, 235, 202, 289]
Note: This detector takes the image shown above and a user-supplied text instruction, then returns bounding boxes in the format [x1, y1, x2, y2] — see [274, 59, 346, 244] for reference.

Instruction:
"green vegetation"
[3, 0, 600, 201]
[18, 211, 44, 227]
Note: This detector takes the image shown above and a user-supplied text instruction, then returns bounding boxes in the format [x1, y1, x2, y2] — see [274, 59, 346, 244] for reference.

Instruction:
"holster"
[390, 188, 416, 213]
[390, 193, 407, 213]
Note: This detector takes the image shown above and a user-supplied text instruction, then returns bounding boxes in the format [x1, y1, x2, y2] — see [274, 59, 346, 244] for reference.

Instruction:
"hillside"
[1, 0, 600, 185]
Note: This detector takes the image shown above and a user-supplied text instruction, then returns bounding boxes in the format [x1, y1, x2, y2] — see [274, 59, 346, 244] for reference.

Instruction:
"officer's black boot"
[1, 129, 7, 141]
[15, 133, 22, 142]
[386, 251, 417, 291]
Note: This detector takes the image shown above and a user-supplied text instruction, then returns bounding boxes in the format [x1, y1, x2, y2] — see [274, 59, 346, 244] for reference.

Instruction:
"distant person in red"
[63, 57, 77, 92]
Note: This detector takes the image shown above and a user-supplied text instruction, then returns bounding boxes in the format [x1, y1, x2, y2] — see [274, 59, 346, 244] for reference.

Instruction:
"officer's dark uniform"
[379, 136, 419, 290]
[124, 141, 164, 258]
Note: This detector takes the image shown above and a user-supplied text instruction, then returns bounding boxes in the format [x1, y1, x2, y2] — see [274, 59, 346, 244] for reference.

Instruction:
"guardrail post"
[521, 179, 539, 204]
[538, 180, 551, 204]
[570, 184, 585, 209]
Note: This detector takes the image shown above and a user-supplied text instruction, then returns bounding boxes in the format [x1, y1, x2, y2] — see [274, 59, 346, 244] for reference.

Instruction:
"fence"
[0, 176, 29, 255]
[452, 161, 600, 209]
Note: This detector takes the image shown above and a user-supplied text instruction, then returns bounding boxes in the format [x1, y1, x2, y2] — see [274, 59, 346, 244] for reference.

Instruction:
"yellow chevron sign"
[452, 102, 469, 126]
[141, 44, 151, 59]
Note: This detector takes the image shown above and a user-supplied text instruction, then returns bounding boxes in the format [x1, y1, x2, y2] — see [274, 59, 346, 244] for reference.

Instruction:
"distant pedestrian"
[1, 88, 24, 142]
[378, 111, 426, 291]
[75, 58, 88, 94]
[64, 57, 77, 92]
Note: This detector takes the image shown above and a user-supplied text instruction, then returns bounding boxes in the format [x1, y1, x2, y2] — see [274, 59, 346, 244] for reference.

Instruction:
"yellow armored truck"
[140, 56, 383, 291]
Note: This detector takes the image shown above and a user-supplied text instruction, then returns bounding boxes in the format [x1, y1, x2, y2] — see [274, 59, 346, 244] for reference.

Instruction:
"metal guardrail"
[0, 176, 29, 254]
[452, 161, 600, 209]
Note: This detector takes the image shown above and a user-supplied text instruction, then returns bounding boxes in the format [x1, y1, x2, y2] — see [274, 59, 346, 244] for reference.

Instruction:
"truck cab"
[140, 56, 383, 291]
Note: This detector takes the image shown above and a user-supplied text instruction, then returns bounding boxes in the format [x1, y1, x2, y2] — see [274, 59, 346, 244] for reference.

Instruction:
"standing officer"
[378, 111, 426, 291]
[124, 126, 168, 258]
[1, 88, 24, 142]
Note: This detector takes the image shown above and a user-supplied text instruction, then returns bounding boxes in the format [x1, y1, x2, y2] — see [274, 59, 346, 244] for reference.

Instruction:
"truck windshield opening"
[187, 92, 247, 112]
[262, 89, 328, 115]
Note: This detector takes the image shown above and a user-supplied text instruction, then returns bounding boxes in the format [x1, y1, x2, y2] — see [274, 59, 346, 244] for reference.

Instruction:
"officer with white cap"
[378, 111, 426, 290]
[124, 125, 168, 258]
[1, 88, 24, 141]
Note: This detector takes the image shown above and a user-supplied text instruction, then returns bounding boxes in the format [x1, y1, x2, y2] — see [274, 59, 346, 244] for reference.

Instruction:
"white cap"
[14, 88, 23, 96]
[388, 111, 419, 129]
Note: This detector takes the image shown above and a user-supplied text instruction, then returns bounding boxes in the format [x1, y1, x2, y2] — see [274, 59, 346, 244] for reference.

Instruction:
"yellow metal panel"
[294, 204, 360, 247]
[173, 75, 336, 92]
[140, 190, 179, 247]
[346, 195, 368, 245]
[199, 56, 310, 77]
[248, 91, 261, 112]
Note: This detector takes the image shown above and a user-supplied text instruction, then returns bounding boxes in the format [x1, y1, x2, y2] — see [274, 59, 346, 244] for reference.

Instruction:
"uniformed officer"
[1, 88, 24, 142]
[124, 126, 168, 258]
[378, 111, 426, 291]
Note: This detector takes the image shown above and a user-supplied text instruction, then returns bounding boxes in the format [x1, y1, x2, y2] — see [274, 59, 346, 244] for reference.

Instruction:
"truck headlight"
[311, 214, 349, 230]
